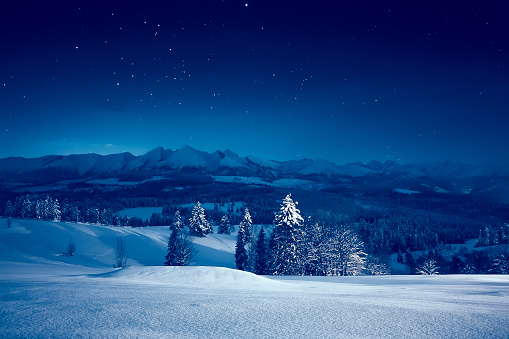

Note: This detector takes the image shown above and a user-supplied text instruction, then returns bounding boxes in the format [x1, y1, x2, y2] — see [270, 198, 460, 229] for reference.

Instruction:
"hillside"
[1, 218, 509, 338]
[0, 218, 236, 269]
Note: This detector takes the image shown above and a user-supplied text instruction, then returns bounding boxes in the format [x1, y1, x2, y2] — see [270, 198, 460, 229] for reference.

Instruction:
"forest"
[2, 180, 508, 276]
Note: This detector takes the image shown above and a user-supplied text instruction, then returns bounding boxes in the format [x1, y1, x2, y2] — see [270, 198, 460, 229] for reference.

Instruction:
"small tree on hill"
[114, 238, 129, 268]
[65, 237, 76, 256]
[4, 200, 14, 217]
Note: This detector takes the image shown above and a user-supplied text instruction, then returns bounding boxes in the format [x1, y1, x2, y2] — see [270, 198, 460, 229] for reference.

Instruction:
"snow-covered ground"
[1, 219, 509, 338]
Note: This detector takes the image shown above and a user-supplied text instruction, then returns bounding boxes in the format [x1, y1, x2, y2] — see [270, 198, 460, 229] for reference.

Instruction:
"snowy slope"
[0, 218, 236, 268]
[1, 262, 508, 337]
[1, 218, 509, 338]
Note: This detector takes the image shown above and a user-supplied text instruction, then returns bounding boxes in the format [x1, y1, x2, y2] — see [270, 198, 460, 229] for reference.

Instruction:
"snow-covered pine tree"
[235, 227, 248, 270]
[165, 223, 193, 266]
[52, 198, 61, 222]
[43, 196, 52, 220]
[239, 208, 257, 272]
[70, 205, 81, 223]
[238, 208, 252, 241]
[270, 194, 304, 275]
[254, 227, 268, 275]
[218, 215, 231, 234]
[35, 199, 44, 220]
[491, 253, 509, 274]
[171, 211, 184, 232]
[19, 195, 33, 219]
[188, 202, 212, 237]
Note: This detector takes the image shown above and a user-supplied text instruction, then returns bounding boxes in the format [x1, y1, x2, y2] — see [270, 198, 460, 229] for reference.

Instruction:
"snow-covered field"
[1, 219, 509, 338]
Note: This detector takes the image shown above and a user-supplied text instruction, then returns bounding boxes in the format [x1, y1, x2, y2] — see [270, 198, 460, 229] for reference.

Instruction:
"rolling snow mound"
[95, 266, 285, 289]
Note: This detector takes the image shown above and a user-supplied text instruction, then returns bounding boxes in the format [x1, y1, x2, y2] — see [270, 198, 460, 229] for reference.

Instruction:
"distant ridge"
[0, 145, 508, 203]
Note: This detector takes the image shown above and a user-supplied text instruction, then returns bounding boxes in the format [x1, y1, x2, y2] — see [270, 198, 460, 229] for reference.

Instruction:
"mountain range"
[1, 145, 508, 203]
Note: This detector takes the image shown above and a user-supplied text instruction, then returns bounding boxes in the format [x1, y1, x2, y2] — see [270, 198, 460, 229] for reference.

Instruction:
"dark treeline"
[2, 181, 508, 275]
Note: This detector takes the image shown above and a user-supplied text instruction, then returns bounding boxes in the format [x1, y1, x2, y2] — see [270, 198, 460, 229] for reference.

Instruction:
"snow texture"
[1, 218, 509, 338]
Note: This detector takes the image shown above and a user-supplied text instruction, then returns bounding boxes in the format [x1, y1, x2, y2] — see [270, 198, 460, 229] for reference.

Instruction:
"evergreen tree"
[35, 199, 44, 220]
[188, 202, 212, 237]
[450, 253, 464, 274]
[171, 211, 184, 232]
[491, 253, 509, 274]
[19, 195, 33, 219]
[235, 227, 248, 270]
[52, 198, 61, 222]
[270, 194, 304, 275]
[254, 227, 268, 275]
[165, 225, 193, 266]
[238, 208, 252, 241]
[70, 205, 81, 223]
[218, 215, 231, 234]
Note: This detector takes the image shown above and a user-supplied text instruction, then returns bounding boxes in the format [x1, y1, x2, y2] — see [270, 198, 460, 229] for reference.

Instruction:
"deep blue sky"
[1, 0, 508, 165]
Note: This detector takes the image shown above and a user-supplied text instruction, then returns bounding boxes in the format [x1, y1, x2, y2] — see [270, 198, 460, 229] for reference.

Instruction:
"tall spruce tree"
[235, 227, 248, 270]
[270, 194, 304, 275]
[171, 211, 184, 232]
[238, 208, 252, 241]
[254, 227, 268, 275]
[165, 222, 193, 266]
[188, 202, 212, 237]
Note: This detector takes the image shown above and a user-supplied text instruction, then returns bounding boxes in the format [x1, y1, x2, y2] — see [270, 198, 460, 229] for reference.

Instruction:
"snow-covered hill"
[0, 145, 508, 202]
[1, 218, 509, 338]
[0, 218, 236, 269]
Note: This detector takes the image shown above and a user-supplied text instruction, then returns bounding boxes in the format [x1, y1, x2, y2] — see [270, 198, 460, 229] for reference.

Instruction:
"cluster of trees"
[357, 213, 482, 255]
[475, 223, 509, 247]
[5, 195, 61, 221]
[4, 195, 143, 227]
[399, 244, 509, 275]
[233, 194, 385, 276]
[6, 192, 508, 276]
[164, 203, 230, 266]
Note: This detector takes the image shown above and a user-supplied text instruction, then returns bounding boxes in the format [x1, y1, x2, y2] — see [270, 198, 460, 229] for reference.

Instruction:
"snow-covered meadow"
[1, 219, 509, 338]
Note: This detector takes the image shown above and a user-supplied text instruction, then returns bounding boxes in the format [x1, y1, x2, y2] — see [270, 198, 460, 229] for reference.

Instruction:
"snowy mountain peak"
[0, 146, 508, 203]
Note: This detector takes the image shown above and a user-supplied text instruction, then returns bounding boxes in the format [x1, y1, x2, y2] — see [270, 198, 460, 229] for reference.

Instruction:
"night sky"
[1, 1, 508, 165]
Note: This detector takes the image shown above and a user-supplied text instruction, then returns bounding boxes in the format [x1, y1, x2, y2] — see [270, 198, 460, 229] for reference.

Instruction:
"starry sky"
[1, 0, 508, 165]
